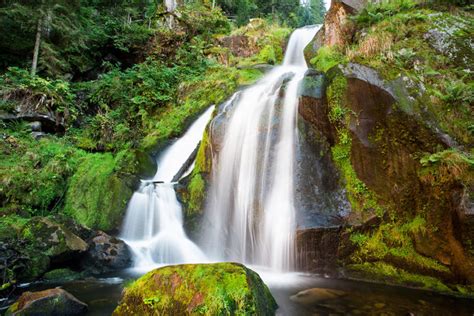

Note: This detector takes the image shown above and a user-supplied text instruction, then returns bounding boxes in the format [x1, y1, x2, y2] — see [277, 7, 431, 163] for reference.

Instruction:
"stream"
[10, 272, 474, 315]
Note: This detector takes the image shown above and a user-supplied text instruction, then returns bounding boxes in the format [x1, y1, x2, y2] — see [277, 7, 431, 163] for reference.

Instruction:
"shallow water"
[4, 270, 473, 316]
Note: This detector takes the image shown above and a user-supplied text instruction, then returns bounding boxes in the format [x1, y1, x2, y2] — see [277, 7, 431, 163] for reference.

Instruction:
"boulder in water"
[113, 262, 277, 315]
[81, 231, 132, 274]
[6, 288, 88, 316]
[290, 288, 347, 304]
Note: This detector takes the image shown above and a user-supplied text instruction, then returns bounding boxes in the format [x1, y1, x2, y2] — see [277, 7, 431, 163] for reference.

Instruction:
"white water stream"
[201, 25, 320, 272]
[121, 106, 214, 269]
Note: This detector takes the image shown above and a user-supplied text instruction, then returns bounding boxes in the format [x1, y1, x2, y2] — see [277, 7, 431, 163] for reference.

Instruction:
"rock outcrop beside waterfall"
[299, 0, 474, 295]
[113, 263, 277, 316]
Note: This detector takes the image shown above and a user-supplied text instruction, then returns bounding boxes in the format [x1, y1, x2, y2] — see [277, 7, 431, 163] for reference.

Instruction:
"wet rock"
[80, 231, 132, 274]
[113, 262, 277, 316]
[296, 227, 342, 274]
[6, 288, 87, 316]
[297, 71, 351, 228]
[290, 288, 347, 304]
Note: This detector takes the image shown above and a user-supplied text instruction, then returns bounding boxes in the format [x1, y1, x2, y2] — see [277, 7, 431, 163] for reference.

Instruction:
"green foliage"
[353, 0, 417, 27]
[0, 128, 84, 217]
[0, 67, 76, 121]
[310, 46, 347, 73]
[419, 149, 474, 185]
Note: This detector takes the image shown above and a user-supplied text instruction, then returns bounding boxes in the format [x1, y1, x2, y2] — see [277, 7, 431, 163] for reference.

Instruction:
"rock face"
[296, 61, 474, 286]
[113, 263, 277, 315]
[81, 231, 132, 274]
[6, 288, 88, 316]
[297, 70, 352, 229]
[304, 2, 356, 64]
[220, 35, 259, 58]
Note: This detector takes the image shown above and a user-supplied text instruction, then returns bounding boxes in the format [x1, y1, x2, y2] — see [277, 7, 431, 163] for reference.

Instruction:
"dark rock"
[6, 288, 87, 316]
[113, 263, 277, 316]
[0, 112, 65, 134]
[81, 231, 132, 274]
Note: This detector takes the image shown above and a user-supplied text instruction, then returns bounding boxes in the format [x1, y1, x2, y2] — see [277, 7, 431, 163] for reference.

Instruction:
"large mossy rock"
[20, 217, 88, 279]
[113, 263, 278, 315]
[6, 288, 88, 316]
[63, 153, 137, 231]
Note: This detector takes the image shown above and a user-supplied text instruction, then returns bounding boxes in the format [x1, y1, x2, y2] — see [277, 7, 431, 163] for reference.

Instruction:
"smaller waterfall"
[121, 107, 214, 268]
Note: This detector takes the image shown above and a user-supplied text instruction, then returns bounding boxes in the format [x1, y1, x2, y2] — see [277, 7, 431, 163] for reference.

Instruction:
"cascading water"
[201, 25, 320, 272]
[121, 106, 214, 268]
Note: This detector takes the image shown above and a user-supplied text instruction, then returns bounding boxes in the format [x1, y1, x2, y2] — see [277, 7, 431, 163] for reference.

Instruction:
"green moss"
[63, 153, 134, 231]
[347, 262, 454, 293]
[349, 217, 451, 275]
[43, 268, 82, 282]
[187, 174, 206, 214]
[325, 74, 385, 218]
[183, 129, 212, 215]
[113, 263, 277, 316]
[0, 215, 28, 240]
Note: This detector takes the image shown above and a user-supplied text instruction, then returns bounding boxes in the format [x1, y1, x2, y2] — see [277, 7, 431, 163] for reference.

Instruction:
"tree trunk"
[31, 16, 43, 76]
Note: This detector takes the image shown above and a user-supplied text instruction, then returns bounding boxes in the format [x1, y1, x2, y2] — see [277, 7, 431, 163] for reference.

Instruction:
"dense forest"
[1, 0, 473, 315]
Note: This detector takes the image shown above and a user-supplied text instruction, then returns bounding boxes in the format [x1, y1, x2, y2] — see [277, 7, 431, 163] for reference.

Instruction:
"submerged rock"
[6, 288, 88, 316]
[113, 262, 277, 315]
[80, 231, 132, 274]
[43, 268, 83, 283]
[290, 288, 347, 304]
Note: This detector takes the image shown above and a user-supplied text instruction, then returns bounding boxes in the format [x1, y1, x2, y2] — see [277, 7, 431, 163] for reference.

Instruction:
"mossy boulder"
[113, 263, 278, 316]
[6, 288, 88, 316]
[20, 217, 88, 279]
[43, 268, 83, 283]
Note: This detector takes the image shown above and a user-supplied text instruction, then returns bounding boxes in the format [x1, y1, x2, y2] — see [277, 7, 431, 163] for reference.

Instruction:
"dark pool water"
[2, 270, 474, 316]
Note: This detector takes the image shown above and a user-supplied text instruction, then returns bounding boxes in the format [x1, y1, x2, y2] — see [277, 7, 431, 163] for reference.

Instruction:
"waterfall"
[121, 106, 214, 268]
[201, 25, 320, 272]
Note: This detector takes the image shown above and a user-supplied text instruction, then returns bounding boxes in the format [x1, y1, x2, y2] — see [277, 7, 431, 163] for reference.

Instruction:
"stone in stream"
[290, 288, 347, 304]
[113, 262, 277, 315]
[80, 231, 132, 274]
[6, 288, 88, 316]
